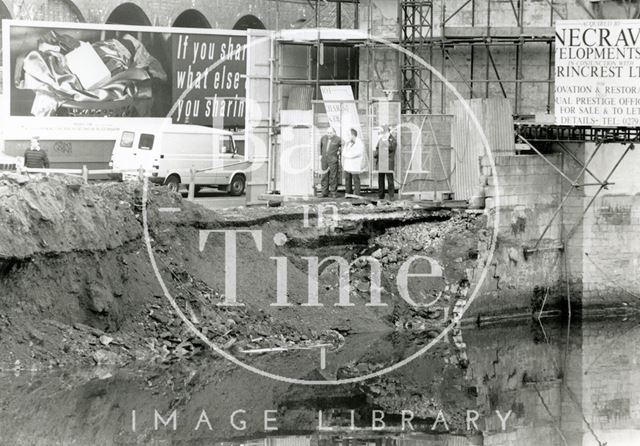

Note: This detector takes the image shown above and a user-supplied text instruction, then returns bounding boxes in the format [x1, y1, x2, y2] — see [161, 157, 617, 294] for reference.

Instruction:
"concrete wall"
[465, 318, 640, 445]
[468, 154, 564, 317]
[472, 143, 640, 317]
[574, 142, 640, 309]
[463, 320, 583, 445]
[579, 319, 640, 445]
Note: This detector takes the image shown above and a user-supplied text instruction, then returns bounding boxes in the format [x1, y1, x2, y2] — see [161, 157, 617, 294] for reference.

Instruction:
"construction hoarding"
[1, 20, 248, 168]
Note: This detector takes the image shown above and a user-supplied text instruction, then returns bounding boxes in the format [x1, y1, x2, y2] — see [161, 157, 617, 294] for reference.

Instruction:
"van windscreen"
[120, 131, 134, 148]
[139, 134, 155, 150]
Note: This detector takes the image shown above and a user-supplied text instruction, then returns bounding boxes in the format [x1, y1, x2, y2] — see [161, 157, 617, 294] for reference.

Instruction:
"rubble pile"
[343, 211, 486, 330]
[0, 173, 484, 377]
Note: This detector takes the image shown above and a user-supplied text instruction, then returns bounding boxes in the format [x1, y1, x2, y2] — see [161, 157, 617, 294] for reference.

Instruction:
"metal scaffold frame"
[517, 130, 637, 256]
[399, 0, 434, 114]
[399, 0, 558, 116]
[267, 0, 424, 196]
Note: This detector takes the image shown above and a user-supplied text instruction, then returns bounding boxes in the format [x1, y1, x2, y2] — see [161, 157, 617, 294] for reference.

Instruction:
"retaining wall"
[469, 145, 640, 319]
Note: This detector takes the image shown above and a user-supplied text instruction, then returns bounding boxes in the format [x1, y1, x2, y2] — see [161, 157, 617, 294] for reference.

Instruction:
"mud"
[0, 173, 486, 370]
[0, 316, 631, 445]
[0, 172, 495, 444]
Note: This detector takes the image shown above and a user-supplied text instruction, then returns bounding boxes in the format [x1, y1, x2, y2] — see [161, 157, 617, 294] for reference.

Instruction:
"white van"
[111, 124, 250, 196]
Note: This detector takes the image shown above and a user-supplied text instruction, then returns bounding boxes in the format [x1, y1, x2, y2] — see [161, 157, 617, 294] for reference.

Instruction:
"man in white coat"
[342, 128, 366, 196]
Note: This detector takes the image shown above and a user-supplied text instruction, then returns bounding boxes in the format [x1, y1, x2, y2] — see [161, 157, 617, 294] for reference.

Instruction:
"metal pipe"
[441, 79, 554, 84]
[484, 0, 491, 98]
[514, 39, 522, 113]
[566, 143, 635, 241]
[275, 79, 372, 84]
[557, 142, 603, 185]
[267, 35, 275, 191]
[531, 140, 604, 250]
[441, 1, 446, 113]
[469, 0, 476, 99]
[485, 45, 507, 98]
[444, 0, 473, 24]
[508, 0, 519, 25]
[517, 134, 576, 184]
[515, 0, 524, 114]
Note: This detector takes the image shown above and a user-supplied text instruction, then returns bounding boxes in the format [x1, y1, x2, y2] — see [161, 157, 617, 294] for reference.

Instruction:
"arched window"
[0, 1, 11, 21]
[0, 1, 10, 94]
[233, 15, 266, 31]
[173, 9, 211, 28]
[45, 0, 85, 22]
[106, 2, 151, 26]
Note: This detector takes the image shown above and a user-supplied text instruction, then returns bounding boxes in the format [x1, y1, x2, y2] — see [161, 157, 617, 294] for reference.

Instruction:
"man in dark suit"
[319, 127, 342, 197]
[374, 125, 397, 200]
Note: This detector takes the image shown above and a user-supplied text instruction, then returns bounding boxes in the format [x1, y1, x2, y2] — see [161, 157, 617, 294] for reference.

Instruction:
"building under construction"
[1, 0, 640, 309]
[2, 3, 640, 445]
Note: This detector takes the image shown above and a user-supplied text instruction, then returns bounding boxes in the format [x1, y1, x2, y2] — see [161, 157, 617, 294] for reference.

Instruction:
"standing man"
[319, 127, 342, 197]
[23, 137, 50, 169]
[342, 128, 366, 196]
[374, 125, 396, 200]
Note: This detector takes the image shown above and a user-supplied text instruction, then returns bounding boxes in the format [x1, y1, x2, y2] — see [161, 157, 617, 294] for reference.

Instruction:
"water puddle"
[1, 316, 638, 445]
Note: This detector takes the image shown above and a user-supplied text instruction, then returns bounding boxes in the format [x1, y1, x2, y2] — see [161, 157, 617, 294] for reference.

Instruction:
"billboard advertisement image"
[4, 21, 247, 129]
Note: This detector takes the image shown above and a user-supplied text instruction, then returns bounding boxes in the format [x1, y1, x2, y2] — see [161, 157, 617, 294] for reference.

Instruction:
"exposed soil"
[0, 172, 485, 373]
[0, 172, 490, 444]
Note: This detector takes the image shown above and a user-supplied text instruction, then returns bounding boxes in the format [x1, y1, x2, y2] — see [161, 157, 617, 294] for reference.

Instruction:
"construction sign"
[555, 19, 640, 127]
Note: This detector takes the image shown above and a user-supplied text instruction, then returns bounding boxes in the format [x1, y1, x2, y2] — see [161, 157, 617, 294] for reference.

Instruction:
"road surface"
[183, 187, 247, 209]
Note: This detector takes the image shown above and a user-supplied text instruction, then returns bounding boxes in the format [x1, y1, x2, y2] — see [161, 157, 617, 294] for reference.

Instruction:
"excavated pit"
[0, 172, 504, 444]
[0, 172, 486, 372]
[3, 173, 624, 446]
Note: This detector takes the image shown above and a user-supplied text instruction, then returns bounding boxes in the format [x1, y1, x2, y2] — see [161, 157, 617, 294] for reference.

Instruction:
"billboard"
[555, 20, 640, 127]
[2, 20, 247, 130]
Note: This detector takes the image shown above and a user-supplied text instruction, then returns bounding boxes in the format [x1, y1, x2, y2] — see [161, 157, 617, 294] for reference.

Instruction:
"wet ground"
[187, 188, 246, 210]
[1, 315, 637, 446]
[1, 175, 635, 445]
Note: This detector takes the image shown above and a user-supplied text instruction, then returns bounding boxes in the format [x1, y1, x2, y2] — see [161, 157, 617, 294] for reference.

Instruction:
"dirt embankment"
[0, 173, 496, 444]
[0, 172, 484, 375]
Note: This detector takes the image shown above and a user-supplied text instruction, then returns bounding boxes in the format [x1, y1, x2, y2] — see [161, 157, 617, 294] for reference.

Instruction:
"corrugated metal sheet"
[451, 97, 514, 200]
[245, 30, 273, 204]
[267, 436, 312, 446]
[281, 110, 313, 126]
[396, 434, 482, 446]
[483, 97, 515, 155]
[399, 114, 453, 195]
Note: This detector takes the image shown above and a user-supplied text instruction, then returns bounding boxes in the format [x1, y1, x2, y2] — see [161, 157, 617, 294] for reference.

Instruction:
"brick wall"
[2, 0, 311, 29]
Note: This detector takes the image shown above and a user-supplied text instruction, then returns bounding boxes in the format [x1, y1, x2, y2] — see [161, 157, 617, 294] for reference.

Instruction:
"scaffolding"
[399, 0, 557, 117]
[265, 0, 563, 198]
[515, 125, 638, 255]
[399, 0, 434, 114]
